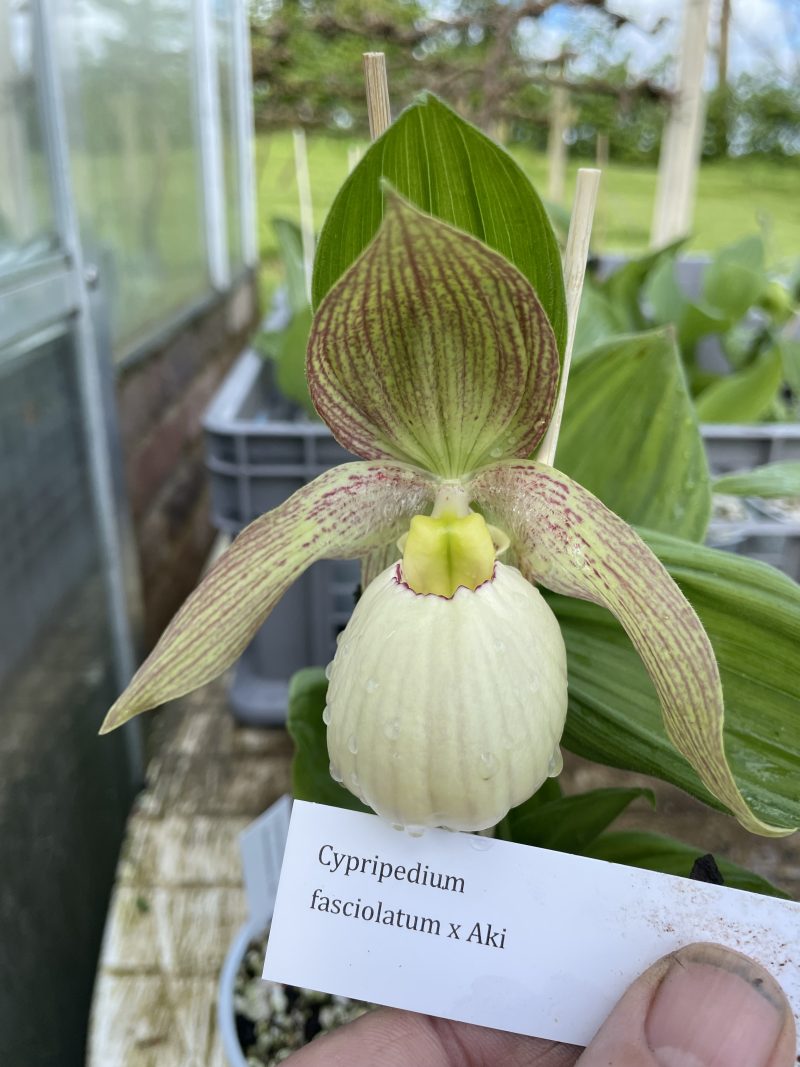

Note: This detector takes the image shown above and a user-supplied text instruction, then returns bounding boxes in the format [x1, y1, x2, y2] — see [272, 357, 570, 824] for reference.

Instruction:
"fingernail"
[645, 944, 789, 1067]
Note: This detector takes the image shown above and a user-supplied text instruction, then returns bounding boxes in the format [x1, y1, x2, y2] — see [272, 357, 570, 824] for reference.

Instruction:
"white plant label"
[264, 800, 800, 1047]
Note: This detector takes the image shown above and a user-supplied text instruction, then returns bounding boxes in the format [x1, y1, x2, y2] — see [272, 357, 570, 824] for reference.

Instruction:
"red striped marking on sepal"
[100, 462, 435, 733]
[308, 191, 559, 479]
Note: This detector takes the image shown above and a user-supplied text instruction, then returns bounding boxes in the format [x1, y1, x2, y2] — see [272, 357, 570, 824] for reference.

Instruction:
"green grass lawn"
[255, 130, 800, 308]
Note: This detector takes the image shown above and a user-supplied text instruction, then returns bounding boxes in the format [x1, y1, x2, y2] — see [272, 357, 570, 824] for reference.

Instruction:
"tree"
[250, 0, 670, 153]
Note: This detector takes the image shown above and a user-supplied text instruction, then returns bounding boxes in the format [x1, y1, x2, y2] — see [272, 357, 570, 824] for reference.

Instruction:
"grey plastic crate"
[707, 516, 800, 580]
[701, 423, 800, 475]
[203, 349, 361, 725]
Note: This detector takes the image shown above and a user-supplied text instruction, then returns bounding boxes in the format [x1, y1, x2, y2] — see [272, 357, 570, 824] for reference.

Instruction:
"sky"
[519, 0, 800, 87]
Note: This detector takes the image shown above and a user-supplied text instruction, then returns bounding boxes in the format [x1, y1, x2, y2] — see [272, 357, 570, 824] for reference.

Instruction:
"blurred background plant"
[576, 234, 800, 423]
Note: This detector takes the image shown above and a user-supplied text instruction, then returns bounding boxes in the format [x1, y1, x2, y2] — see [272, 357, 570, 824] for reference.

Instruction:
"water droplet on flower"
[329, 761, 343, 783]
[325, 662, 334, 681]
[365, 678, 379, 693]
[322, 705, 331, 726]
[351, 770, 359, 788]
[383, 718, 401, 740]
[347, 734, 358, 755]
[569, 543, 585, 568]
[489, 446, 503, 459]
[547, 747, 563, 777]
[478, 751, 498, 779]
[470, 835, 493, 851]
[493, 638, 505, 652]
[391, 750, 401, 762]
[406, 825, 425, 838]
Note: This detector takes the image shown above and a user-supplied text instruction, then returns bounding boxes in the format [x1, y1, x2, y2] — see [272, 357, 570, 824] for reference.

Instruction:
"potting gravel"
[233, 927, 373, 1065]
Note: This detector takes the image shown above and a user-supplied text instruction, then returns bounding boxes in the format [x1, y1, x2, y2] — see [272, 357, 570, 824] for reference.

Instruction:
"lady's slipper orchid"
[101, 192, 787, 838]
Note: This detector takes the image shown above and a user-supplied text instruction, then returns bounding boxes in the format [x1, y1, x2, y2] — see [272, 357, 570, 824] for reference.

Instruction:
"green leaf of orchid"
[778, 338, 800, 394]
[596, 239, 686, 332]
[586, 830, 789, 898]
[557, 329, 711, 541]
[695, 347, 784, 423]
[312, 93, 567, 356]
[470, 460, 792, 837]
[552, 532, 800, 831]
[703, 235, 767, 321]
[644, 258, 730, 353]
[308, 193, 560, 478]
[572, 285, 629, 360]
[713, 461, 800, 498]
[287, 668, 368, 813]
[273, 307, 316, 418]
[509, 787, 655, 854]
[100, 462, 435, 732]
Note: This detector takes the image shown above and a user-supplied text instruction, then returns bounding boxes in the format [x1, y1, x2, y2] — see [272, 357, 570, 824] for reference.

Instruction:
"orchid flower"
[101, 192, 785, 839]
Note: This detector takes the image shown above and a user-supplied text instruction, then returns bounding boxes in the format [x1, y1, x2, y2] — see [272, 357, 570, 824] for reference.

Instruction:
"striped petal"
[101, 462, 435, 732]
[307, 192, 559, 479]
[470, 459, 789, 837]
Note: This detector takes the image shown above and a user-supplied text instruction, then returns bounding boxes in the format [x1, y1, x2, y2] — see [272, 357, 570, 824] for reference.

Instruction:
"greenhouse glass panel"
[0, 326, 135, 1066]
[0, 0, 59, 276]
[216, 0, 244, 270]
[55, 0, 210, 352]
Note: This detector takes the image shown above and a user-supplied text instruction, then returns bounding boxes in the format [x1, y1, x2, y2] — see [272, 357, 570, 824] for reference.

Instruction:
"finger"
[284, 1006, 581, 1067]
[577, 941, 796, 1067]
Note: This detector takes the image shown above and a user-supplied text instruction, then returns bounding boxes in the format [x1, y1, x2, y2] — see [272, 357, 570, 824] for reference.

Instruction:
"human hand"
[284, 942, 795, 1067]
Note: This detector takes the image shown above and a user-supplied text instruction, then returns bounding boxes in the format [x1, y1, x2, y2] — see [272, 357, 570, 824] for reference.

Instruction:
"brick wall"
[116, 276, 258, 650]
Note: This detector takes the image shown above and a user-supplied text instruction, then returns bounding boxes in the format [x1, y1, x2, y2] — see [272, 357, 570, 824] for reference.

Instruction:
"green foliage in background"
[576, 234, 800, 424]
[254, 219, 317, 417]
[713, 461, 800, 499]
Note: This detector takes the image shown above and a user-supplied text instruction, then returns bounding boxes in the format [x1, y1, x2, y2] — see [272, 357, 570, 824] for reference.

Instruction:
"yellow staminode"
[402, 510, 496, 598]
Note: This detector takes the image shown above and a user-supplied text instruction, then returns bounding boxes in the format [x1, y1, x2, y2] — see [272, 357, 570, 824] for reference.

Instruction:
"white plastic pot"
[218, 917, 266, 1067]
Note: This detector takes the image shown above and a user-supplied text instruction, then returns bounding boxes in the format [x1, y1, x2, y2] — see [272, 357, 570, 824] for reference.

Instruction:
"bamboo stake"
[537, 168, 601, 467]
[594, 133, 609, 249]
[292, 127, 315, 303]
[363, 52, 392, 139]
[650, 0, 711, 246]
[547, 86, 570, 204]
[595, 132, 609, 170]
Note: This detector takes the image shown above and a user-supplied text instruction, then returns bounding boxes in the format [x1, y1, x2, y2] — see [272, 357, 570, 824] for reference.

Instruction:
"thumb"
[577, 942, 795, 1067]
